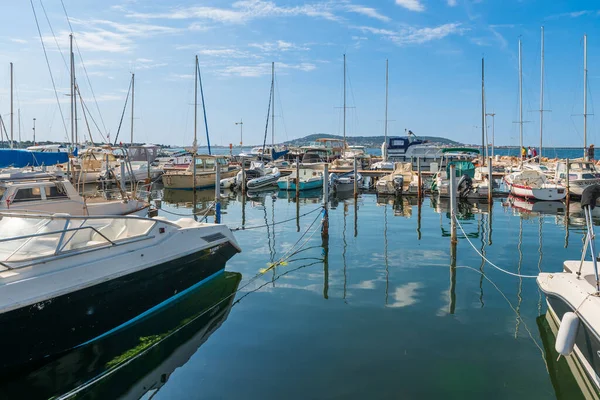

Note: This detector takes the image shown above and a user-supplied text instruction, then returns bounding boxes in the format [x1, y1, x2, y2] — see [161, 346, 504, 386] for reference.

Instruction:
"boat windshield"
[0, 215, 155, 265]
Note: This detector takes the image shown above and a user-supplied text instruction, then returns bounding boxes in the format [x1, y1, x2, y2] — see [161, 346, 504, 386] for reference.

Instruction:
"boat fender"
[555, 312, 580, 357]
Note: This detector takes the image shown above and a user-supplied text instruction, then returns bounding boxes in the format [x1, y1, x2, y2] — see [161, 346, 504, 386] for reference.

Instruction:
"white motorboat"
[432, 159, 490, 200]
[504, 169, 566, 201]
[376, 162, 419, 196]
[247, 167, 280, 190]
[330, 171, 363, 193]
[537, 185, 600, 394]
[382, 131, 445, 168]
[0, 212, 241, 370]
[0, 171, 149, 216]
[277, 166, 324, 191]
[555, 160, 600, 197]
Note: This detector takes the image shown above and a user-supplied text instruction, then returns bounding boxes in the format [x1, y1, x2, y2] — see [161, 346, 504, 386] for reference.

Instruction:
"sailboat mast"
[584, 34, 588, 159]
[519, 38, 523, 165]
[18, 108, 21, 144]
[70, 34, 75, 147]
[193, 55, 198, 153]
[539, 27, 544, 163]
[130, 73, 135, 145]
[481, 57, 485, 164]
[10, 62, 13, 149]
[343, 53, 346, 147]
[384, 59, 388, 162]
[271, 62, 275, 148]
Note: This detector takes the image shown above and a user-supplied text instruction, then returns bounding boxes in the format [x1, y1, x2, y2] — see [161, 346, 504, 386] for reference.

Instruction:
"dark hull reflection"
[537, 313, 598, 400]
[0, 271, 242, 400]
[162, 188, 218, 208]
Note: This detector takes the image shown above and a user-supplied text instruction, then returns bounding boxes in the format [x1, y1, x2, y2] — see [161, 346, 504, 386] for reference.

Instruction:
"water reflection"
[0, 272, 242, 399]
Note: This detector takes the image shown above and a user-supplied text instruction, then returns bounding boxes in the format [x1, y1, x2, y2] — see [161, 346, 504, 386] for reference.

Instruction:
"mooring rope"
[231, 205, 323, 231]
[454, 215, 538, 279]
[56, 211, 326, 399]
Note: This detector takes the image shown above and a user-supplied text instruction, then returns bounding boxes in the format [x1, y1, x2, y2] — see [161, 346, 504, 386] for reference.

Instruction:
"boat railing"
[0, 214, 159, 269]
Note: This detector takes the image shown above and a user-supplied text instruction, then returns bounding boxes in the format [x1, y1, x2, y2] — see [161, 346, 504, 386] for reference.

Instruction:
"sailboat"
[553, 35, 600, 197]
[246, 62, 284, 190]
[504, 36, 566, 201]
[163, 56, 239, 190]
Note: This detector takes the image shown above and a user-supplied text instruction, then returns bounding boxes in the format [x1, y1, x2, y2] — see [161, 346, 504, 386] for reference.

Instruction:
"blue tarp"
[0, 149, 69, 168]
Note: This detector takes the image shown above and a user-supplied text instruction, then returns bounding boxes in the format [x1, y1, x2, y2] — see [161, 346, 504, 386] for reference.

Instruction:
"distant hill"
[282, 133, 461, 147]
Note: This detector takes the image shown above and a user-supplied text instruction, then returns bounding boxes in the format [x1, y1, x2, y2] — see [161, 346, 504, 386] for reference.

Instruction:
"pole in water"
[565, 158, 570, 205]
[241, 156, 246, 195]
[449, 164, 457, 243]
[353, 157, 358, 199]
[295, 156, 300, 199]
[322, 163, 329, 238]
[417, 157, 422, 199]
[193, 155, 197, 211]
[488, 156, 493, 204]
[449, 240, 457, 314]
[215, 160, 221, 224]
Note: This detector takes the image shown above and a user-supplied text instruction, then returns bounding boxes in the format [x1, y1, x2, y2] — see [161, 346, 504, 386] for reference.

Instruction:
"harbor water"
[0, 188, 593, 399]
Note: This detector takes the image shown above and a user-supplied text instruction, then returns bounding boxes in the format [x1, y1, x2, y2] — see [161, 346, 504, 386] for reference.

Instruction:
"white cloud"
[545, 10, 598, 20]
[10, 38, 28, 44]
[395, 0, 425, 12]
[128, 0, 341, 23]
[356, 23, 467, 45]
[447, 0, 458, 6]
[249, 40, 310, 52]
[386, 282, 423, 308]
[345, 5, 390, 22]
[216, 62, 316, 77]
[24, 93, 123, 105]
[47, 19, 181, 53]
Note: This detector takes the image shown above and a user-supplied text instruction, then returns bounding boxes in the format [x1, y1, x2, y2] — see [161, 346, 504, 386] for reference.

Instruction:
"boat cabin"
[186, 155, 231, 173]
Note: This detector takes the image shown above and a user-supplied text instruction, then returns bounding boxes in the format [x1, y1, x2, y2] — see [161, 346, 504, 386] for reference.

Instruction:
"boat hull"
[163, 169, 238, 190]
[505, 180, 566, 201]
[0, 242, 239, 371]
[277, 179, 323, 191]
[544, 293, 600, 392]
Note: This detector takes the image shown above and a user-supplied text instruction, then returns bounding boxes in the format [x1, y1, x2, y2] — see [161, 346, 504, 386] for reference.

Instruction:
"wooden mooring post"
[322, 163, 329, 237]
[241, 156, 246, 195]
[295, 156, 300, 200]
[417, 157, 422, 199]
[214, 163, 221, 223]
[353, 157, 358, 199]
[565, 158, 570, 206]
[487, 156, 493, 204]
[449, 163, 458, 244]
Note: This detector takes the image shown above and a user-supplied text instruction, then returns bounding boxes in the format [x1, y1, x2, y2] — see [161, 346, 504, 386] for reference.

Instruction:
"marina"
[0, 182, 598, 399]
[4, 1, 600, 398]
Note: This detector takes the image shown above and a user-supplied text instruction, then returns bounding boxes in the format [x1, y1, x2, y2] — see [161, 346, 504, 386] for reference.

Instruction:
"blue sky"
[1, 0, 600, 147]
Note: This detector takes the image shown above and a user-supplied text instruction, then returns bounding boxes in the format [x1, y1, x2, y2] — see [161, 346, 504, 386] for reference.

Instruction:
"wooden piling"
[487, 156, 493, 204]
[417, 157, 422, 199]
[241, 156, 246, 195]
[322, 164, 329, 237]
[215, 162, 221, 224]
[565, 158, 570, 206]
[295, 156, 300, 200]
[449, 163, 457, 244]
[353, 157, 358, 199]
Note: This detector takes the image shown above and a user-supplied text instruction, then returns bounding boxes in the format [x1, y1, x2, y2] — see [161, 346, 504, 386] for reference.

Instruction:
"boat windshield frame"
[0, 213, 164, 269]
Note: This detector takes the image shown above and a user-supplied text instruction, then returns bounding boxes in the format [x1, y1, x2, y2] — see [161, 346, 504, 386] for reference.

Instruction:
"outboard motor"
[456, 174, 473, 199]
[393, 175, 404, 195]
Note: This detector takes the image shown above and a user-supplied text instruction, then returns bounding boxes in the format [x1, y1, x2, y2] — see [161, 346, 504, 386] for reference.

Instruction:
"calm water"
[2, 188, 597, 399]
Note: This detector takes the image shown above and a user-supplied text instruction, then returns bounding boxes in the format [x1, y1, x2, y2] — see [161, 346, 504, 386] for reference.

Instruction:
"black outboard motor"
[456, 174, 473, 199]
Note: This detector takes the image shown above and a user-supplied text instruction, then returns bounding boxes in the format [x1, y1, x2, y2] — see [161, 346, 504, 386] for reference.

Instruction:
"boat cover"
[0, 149, 69, 168]
[446, 160, 475, 179]
[582, 184, 600, 210]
